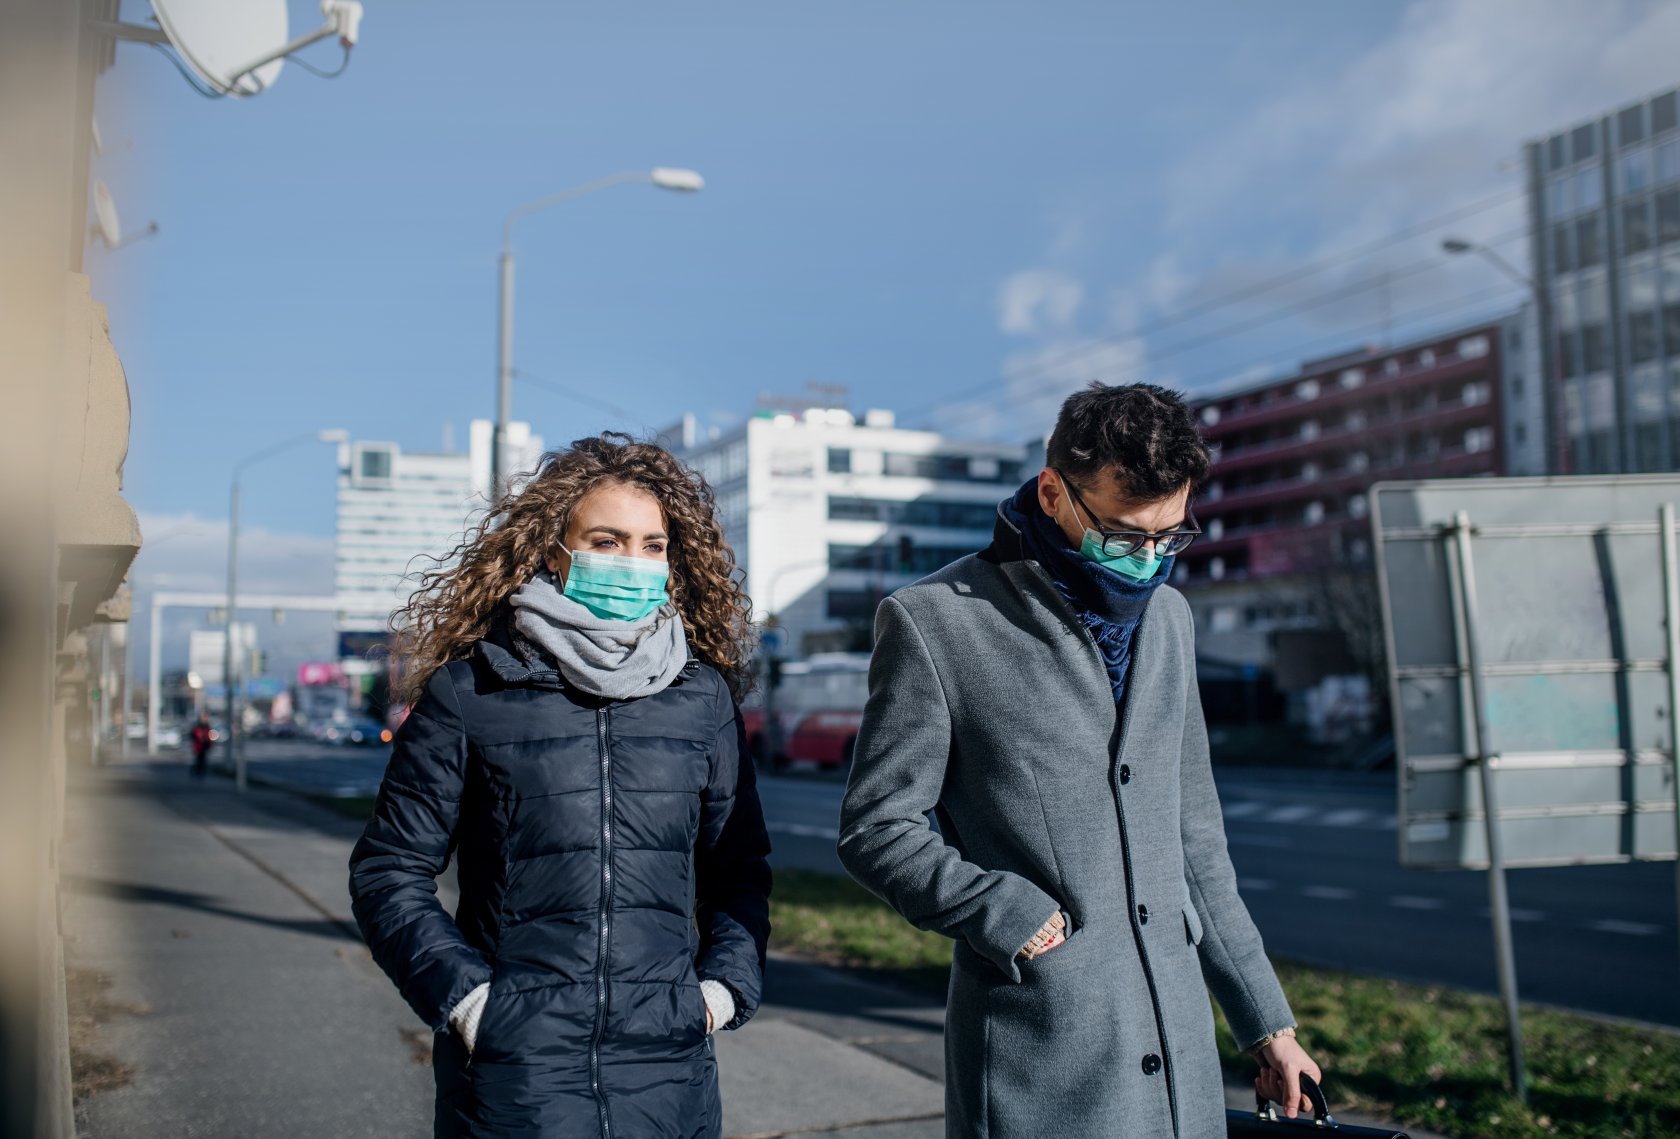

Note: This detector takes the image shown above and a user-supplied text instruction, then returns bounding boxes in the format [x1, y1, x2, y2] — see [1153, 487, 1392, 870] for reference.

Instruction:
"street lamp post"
[1442, 237, 1568, 475]
[492, 168, 704, 502]
[223, 428, 347, 791]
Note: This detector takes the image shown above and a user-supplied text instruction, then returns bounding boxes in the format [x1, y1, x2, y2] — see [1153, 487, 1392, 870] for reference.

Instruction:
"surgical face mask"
[1058, 473, 1169, 585]
[1077, 529, 1165, 584]
[561, 550, 671, 621]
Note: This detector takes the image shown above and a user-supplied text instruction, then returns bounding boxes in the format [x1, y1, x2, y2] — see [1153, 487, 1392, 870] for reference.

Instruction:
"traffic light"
[767, 658, 784, 689]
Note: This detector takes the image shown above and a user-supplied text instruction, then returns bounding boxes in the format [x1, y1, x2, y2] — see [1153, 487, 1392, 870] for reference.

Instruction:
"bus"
[741, 653, 870, 772]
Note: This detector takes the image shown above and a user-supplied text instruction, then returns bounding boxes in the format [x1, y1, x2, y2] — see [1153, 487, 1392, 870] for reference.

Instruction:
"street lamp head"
[1441, 238, 1475, 255]
[650, 167, 705, 192]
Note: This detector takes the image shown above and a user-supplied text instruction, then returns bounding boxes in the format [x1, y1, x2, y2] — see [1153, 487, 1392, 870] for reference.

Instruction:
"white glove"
[699, 979, 736, 1034]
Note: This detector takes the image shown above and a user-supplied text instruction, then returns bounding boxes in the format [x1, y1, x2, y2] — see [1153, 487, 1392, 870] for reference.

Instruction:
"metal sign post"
[1660, 503, 1680, 982]
[1447, 511, 1527, 1103]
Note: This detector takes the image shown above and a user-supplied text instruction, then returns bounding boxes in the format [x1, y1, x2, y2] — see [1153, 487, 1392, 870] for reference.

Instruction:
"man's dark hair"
[1044, 382, 1209, 501]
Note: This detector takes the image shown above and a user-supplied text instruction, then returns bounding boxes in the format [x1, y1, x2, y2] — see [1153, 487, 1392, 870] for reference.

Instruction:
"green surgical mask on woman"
[561, 550, 671, 621]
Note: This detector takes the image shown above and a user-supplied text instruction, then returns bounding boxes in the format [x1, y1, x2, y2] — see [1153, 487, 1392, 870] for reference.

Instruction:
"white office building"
[664, 404, 1027, 657]
[335, 420, 544, 637]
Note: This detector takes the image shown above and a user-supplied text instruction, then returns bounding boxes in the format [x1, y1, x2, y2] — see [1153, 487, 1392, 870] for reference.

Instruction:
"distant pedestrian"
[838, 383, 1323, 1137]
[189, 711, 213, 778]
[349, 433, 770, 1139]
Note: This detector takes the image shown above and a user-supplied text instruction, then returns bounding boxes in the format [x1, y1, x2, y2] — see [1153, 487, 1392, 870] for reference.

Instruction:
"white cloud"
[996, 269, 1085, 337]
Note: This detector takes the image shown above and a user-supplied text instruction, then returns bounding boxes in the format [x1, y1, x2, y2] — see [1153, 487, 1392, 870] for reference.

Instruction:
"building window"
[1339, 367, 1364, 389]
[1303, 501, 1325, 525]
[1666, 304, 1680, 360]
[1577, 167, 1603, 212]
[1200, 406, 1221, 426]
[1206, 518, 1224, 541]
[1631, 311, 1659, 363]
[1417, 348, 1436, 368]
[1655, 92, 1679, 136]
[1573, 122, 1599, 163]
[1658, 189, 1680, 246]
[1620, 103, 1646, 148]
[357, 447, 393, 482]
[1512, 375, 1525, 399]
[828, 448, 852, 474]
[1658, 139, 1680, 186]
[1581, 324, 1608, 373]
[1209, 606, 1238, 634]
[1348, 495, 1368, 520]
[1298, 419, 1320, 441]
[1457, 335, 1490, 359]
[1464, 427, 1494, 454]
[1383, 357, 1401, 376]
[1575, 216, 1603, 267]
[1295, 378, 1320, 400]
[1621, 149, 1653, 195]
[1209, 557, 1226, 582]
[1514, 422, 1527, 444]
[1624, 200, 1653, 255]
[1548, 134, 1568, 171]
[1552, 223, 1574, 275]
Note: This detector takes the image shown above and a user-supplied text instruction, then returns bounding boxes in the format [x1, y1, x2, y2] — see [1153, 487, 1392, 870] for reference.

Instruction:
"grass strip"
[769, 868, 1680, 1139]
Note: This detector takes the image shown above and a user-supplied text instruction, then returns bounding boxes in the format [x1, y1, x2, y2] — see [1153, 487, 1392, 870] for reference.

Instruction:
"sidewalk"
[62, 759, 1437, 1138]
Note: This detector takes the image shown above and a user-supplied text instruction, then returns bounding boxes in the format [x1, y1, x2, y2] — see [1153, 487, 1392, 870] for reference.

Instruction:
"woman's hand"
[1254, 1034, 1323, 1120]
[706, 1007, 714, 1033]
[1017, 909, 1067, 960]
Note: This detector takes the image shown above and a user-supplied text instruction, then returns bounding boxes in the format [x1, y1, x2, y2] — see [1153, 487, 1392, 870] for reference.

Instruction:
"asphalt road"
[195, 739, 1680, 1028]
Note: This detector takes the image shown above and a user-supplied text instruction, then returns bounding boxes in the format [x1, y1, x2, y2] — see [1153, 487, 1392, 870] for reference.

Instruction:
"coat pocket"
[1182, 902, 1205, 946]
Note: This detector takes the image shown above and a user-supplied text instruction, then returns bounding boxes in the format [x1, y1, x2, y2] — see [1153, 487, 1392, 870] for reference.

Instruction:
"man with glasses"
[839, 382, 1320, 1137]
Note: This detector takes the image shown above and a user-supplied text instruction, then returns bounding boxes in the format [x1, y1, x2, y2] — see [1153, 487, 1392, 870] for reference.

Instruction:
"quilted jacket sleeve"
[347, 665, 492, 1032]
[693, 679, 772, 1031]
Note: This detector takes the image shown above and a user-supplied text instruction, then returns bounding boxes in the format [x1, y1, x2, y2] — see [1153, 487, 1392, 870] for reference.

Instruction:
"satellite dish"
[150, 0, 290, 96]
[92, 180, 122, 247]
[89, 179, 159, 251]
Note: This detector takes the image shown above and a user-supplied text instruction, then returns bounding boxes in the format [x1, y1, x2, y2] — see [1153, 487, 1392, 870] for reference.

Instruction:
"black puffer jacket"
[348, 610, 772, 1138]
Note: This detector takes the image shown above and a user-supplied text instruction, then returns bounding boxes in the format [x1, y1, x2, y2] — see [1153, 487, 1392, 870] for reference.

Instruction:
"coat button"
[1119, 764, 1132, 784]
[1142, 1053, 1162, 1075]
[1137, 904, 1149, 924]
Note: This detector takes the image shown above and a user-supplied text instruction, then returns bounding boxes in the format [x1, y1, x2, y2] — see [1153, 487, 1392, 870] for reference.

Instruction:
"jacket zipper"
[1023, 562, 1181, 1137]
[590, 706, 615, 1138]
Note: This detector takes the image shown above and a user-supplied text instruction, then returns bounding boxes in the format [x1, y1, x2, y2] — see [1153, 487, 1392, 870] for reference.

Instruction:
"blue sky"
[96, 0, 1679, 674]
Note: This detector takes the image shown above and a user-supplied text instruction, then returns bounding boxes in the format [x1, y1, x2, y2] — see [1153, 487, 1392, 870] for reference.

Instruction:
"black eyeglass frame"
[1059, 471, 1201, 559]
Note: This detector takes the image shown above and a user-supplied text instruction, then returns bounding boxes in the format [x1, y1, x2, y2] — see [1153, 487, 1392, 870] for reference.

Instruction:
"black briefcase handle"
[1224, 1073, 1409, 1137]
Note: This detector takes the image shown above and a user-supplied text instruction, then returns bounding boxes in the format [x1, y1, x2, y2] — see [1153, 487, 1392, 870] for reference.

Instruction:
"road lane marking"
[1264, 805, 1316, 824]
[1478, 906, 1547, 922]
[1319, 808, 1370, 827]
[1221, 801, 1265, 818]
[1237, 878, 1275, 891]
[767, 822, 841, 841]
[1301, 885, 1356, 900]
[1388, 895, 1445, 910]
[1590, 919, 1659, 936]
[1228, 833, 1293, 848]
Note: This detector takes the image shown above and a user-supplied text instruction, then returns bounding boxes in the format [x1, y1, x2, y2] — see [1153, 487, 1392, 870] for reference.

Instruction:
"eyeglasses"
[1060, 472, 1201, 559]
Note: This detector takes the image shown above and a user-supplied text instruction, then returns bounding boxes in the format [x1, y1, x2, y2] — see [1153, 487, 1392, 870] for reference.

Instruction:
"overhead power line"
[900, 185, 1528, 425]
[927, 223, 1529, 436]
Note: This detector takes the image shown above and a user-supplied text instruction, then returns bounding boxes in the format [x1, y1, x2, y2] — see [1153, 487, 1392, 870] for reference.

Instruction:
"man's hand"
[1254, 1034, 1323, 1120]
[1017, 909, 1066, 960]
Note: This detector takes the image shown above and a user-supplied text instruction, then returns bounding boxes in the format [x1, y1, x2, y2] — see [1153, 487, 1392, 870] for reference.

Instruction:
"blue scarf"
[1003, 479, 1173, 703]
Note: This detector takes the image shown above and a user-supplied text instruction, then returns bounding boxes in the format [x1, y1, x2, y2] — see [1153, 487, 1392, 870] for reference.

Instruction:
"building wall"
[1527, 84, 1680, 474]
[1179, 318, 1511, 674]
[334, 420, 543, 634]
[675, 407, 1024, 656]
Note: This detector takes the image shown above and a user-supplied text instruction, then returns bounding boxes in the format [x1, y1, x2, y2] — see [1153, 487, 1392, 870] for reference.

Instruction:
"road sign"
[760, 626, 786, 655]
[1373, 476, 1680, 871]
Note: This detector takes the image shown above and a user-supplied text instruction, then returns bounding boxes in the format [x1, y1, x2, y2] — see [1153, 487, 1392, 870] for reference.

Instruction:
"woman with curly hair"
[349, 432, 771, 1139]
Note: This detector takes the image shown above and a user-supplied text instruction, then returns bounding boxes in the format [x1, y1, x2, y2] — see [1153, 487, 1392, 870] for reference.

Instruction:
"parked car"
[339, 718, 392, 747]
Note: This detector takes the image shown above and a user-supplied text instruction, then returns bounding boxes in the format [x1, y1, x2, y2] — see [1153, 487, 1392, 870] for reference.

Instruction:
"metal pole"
[147, 591, 162, 755]
[224, 479, 244, 791]
[1449, 510, 1527, 1102]
[494, 248, 514, 504]
[121, 606, 133, 761]
[1659, 503, 1680, 981]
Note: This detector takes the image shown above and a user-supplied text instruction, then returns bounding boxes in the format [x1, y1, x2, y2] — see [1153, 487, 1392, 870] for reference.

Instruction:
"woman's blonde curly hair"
[392, 432, 753, 705]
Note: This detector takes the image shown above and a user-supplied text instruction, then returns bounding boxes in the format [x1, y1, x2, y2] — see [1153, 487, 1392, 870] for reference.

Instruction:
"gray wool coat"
[837, 507, 1295, 1139]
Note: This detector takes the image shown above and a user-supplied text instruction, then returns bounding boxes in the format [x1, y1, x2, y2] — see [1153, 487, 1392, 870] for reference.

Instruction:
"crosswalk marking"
[1302, 885, 1355, 900]
[1388, 895, 1445, 911]
[1264, 805, 1317, 824]
[1591, 919, 1659, 936]
[1320, 808, 1370, 827]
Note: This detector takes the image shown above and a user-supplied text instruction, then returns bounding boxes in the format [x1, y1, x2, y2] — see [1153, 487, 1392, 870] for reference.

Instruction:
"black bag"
[1226, 1073, 1409, 1138]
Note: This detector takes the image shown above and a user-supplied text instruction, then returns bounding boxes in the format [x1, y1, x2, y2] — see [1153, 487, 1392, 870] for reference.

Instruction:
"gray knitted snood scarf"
[508, 568, 689, 700]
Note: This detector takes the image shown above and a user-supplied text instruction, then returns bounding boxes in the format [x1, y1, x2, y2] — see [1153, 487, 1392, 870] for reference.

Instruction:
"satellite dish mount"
[92, 0, 364, 98]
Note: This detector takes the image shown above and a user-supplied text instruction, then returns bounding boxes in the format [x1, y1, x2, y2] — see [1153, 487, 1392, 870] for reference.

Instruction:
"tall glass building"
[1528, 85, 1680, 473]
